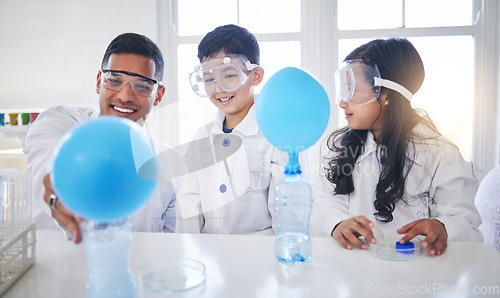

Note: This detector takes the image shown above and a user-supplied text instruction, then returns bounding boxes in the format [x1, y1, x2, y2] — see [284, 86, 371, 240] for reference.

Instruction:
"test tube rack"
[0, 220, 36, 295]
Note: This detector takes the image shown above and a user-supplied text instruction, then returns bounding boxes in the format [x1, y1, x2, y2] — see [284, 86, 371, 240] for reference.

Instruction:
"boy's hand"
[397, 219, 448, 256]
[331, 215, 377, 250]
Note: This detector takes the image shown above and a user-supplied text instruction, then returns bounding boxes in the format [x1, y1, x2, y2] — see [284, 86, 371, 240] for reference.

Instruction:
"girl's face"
[339, 93, 388, 140]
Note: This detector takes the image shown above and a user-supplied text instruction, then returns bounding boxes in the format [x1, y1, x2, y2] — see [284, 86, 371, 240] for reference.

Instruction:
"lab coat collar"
[355, 130, 378, 163]
[357, 122, 437, 167]
[406, 122, 442, 167]
[212, 104, 260, 136]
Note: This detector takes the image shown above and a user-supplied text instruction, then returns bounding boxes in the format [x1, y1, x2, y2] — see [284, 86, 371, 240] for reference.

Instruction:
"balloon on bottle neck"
[52, 116, 158, 221]
[256, 67, 330, 175]
[284, 152, 301, 175]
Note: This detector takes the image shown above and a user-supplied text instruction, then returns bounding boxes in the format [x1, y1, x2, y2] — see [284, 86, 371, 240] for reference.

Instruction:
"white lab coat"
[23, 106, 176, 233]
[310, 123, 483, 241]
[475, 165, 500, 250]
[174, 105, 294, 235]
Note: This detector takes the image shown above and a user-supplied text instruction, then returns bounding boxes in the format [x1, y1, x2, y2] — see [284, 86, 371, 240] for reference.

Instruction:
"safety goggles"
[189, 54, 259, 98]
[335, 59, 414, 105]
[100, 69, 163, 97]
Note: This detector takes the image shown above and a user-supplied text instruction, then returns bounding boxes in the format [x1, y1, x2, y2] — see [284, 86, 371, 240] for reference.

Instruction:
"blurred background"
[0, 0, 498, 180]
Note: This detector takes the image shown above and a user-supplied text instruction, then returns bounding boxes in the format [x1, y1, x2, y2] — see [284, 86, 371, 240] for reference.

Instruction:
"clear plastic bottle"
[274, 154, 312, 264]
[81, 218, 135, 298]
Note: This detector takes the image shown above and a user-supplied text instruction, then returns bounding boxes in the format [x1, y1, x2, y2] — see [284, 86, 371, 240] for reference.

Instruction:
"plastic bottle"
[81, 219, 135, 298]
[274, 153, 312, 264]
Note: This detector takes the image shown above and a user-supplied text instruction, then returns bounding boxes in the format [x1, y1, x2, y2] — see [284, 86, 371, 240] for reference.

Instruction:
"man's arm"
[24, 106, 98, 243]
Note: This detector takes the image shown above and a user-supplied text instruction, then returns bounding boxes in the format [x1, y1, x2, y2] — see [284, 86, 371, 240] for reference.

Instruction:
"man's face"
[96, 53, 165, 124]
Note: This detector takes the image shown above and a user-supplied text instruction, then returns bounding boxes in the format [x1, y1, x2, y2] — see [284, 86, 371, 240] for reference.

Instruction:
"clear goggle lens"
[189, 54, 258, 98]
[335, 59, 414, 105]
[335, 60, 381, 106]
[101, 70, 162, 97]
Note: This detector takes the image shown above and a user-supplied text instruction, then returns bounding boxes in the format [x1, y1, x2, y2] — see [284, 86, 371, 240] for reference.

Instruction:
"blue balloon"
[256, 67, 330, 153]
[52, 116, 158, 221]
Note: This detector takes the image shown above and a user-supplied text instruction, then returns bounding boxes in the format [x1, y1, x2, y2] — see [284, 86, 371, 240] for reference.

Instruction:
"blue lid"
[395, 241, 415, 254]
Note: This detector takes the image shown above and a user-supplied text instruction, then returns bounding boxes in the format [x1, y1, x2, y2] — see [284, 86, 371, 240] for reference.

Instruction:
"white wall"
[1, 0, 499, 174]
[0, 0, 158, 110]
[0, 0, 161, 170]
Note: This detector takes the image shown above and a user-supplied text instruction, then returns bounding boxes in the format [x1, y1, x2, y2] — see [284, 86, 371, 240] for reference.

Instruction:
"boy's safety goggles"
[189, 54, 259, 98]
[335, 59, 414, 105]
[100, 69, 163, 97]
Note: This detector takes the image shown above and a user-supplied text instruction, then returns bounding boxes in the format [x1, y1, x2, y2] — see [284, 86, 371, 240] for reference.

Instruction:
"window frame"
[156, 0, 499, 180]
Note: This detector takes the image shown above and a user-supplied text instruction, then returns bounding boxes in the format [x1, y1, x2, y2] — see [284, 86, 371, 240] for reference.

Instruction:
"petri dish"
[138, 258, 206, 293]
[369, 238, 423, 261]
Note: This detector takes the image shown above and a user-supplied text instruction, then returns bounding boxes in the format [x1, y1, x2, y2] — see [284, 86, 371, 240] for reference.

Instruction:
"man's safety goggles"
[100, 69, 163, 97]
[335, 59, 414, 105]
[189, 54, 259, 98]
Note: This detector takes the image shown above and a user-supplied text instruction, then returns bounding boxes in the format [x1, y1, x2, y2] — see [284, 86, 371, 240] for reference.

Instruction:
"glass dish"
[138, 258, 206, 294]
[369, 238, 423, 261]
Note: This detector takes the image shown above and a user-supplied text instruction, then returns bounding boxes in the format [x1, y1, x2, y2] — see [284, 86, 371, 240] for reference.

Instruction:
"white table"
[4, 230, 500, 297]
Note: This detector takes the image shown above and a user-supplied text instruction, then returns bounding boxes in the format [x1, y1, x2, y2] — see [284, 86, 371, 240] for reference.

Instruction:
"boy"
[175, 24, 289, 234]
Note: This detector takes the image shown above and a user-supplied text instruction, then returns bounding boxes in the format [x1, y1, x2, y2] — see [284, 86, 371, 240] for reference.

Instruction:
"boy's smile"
[216, 95, 235, 103]
[201, 52, 264, 129]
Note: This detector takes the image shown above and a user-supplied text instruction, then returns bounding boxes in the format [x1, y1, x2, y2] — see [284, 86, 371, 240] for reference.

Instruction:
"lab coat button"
[222, 138, 231, 147]
[219, 184, 227, 193]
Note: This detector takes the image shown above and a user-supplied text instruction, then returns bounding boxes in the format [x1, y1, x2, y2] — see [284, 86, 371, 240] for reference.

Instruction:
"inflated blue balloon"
[52, 116, 158, 221]
[256, 67, 330, 154]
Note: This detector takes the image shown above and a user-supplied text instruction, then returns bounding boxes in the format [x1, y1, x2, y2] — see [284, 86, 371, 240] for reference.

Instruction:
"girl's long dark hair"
[326, 38, 437, 222]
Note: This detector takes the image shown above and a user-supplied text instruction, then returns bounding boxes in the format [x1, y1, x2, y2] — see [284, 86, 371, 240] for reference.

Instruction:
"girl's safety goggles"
[189, 54, 259, 98]
[335, 59, 414, 105]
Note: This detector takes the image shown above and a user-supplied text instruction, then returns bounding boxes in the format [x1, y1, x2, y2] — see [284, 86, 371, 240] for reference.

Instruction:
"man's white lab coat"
[24, 106, 176, 233]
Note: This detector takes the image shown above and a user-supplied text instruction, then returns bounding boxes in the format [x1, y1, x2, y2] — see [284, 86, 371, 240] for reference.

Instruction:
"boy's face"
[202, 52, 264, 124]
[96, 53, 165, 124]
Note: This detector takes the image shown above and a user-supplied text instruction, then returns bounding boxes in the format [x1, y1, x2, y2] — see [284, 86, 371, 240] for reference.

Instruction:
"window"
[333, 0, 496, 178]
[336, 1, 476, 159]
[158, 0, 301, 146]
[157, 0, 498, 179]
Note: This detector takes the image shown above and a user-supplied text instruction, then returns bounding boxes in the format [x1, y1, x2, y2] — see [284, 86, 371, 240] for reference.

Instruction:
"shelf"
[0, 126, 29, 146]
[0, 125, 29, 133]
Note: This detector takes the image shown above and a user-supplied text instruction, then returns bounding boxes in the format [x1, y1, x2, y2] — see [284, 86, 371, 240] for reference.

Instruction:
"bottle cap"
[395, 241, 415, 254]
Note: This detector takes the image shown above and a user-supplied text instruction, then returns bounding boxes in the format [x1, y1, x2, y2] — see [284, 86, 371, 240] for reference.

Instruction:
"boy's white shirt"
[174, 104, 308, 235]
[310, 123, 483, 242]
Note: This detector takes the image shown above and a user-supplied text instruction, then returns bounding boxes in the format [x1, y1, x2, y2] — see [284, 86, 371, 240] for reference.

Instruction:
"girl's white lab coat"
[174, 105, 291, 235]
[310, 123, 483, 241]
[24, 106, 176, 234]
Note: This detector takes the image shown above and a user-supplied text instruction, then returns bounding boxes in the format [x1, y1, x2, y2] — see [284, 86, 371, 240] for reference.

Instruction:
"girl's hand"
[331, 215, 377, 250]
[397, 219, 448, 256]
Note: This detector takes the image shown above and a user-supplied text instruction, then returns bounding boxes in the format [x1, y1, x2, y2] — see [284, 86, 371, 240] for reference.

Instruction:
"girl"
[310, 38, 482, 256]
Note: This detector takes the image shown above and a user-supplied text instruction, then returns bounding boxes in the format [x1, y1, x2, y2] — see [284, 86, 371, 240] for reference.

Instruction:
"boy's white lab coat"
[174, 105, 291, 235]
[23, 106, 176, 234]
[310, 123, 483, 241]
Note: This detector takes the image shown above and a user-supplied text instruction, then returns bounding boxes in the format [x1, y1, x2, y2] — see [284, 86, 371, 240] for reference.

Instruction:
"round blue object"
[395, 241, 415, 254]
[256, 67, 330, 154]
[52, 116, 158, 221]
[219, 184, 227, 193]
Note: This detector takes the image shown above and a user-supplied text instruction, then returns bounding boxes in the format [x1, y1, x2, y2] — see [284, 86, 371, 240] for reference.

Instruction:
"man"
[24, 33, 176, 243]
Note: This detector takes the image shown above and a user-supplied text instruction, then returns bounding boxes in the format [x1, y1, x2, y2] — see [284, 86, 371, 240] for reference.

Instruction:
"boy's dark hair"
[197, 24, 260, 65]
[101, 33, 164, 80]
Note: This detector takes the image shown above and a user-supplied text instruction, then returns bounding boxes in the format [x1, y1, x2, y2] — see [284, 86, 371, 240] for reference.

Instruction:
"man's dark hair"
[101, 33, 164, 80]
